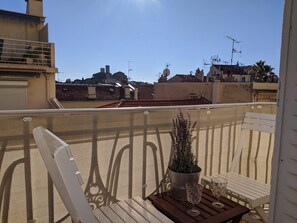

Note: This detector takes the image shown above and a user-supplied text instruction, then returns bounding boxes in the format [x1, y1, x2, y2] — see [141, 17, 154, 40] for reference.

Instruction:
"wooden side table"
[148, 189, 250, 223]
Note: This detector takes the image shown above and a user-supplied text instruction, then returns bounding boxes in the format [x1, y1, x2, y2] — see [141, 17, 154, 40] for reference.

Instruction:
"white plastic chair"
[33, 126, 173, 223]
[202, 112, 276, 223]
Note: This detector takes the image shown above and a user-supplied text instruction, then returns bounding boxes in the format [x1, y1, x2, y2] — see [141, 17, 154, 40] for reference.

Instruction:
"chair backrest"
[230, 112, 276, 172]
[33, 126, 97, 223]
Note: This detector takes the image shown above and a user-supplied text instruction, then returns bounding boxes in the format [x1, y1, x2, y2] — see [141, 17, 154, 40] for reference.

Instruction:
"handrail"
[0, 38, 53, 67]
[0, 102, 276, 117]
[0, 37, 53, 44]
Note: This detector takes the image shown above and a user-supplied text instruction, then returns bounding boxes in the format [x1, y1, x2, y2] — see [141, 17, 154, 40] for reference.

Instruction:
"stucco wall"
[27, 74, 55, 108]
[219, 82, 252, 103]
[154, 82, 213, 101]
[154, 82, 253, 104]
[0, 18, 39, 41]
[0, 75, 55, 109]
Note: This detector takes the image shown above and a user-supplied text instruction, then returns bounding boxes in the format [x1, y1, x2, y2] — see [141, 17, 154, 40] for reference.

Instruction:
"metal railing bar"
[204, 110, 210, 175]
[0, 44, 50, 50]
[195, 109, 201, 160]
[1, 45, 50, 52]
[23, 118, 34, 222]
[226, 120, 232, 172]
[232, 112, 237, 158]
[1, 37, 53, 44]
[209, 124, 215, 176]
[218, 125, 224, 174]
[0, 103, 276, 117]
[142, 112, 148, 199]
[128, 113, 134, 198]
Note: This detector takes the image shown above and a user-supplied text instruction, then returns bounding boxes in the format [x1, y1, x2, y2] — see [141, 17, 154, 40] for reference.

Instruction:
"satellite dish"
[163, 68, 170, 77]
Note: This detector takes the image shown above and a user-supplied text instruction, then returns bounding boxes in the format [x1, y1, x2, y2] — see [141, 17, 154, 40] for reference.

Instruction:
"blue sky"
[0, 0, 284, 83]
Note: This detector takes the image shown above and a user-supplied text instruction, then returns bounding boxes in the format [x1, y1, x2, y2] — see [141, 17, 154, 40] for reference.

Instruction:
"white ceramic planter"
[168, 168, 201, 201]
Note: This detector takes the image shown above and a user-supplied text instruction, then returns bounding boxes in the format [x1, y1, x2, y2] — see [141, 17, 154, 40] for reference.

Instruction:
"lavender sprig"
[169, 110, 201, 173]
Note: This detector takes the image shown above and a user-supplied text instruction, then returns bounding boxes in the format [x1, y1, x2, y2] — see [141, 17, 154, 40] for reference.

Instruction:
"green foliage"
[168, 110, 201, 173]
[250, 60, 275, 82]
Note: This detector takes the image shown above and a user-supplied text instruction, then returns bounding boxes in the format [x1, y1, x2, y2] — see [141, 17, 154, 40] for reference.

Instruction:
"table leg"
[231, 214, 244, 223]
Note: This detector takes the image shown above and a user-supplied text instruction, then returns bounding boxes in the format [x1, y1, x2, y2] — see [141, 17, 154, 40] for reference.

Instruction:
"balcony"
[0, 103, 276, 222]
[0, 38, 56, 74]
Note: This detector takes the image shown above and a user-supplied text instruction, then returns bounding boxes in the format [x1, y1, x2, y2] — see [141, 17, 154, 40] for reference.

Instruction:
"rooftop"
[0, 9, 44, 21]
[212, 64, 253, 75]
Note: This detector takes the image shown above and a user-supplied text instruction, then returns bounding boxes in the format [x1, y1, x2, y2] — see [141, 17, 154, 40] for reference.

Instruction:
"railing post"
[195, 108, 200, 160]
[204, 109, 211, 175]
[22, 117, 34, 223]
[128, 113, 134, 198]
[46, 118, 55, 223]
[142, 111, 149, 199]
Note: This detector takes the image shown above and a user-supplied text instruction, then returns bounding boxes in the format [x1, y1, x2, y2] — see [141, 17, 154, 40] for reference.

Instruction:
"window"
[0, 81, 28, 110]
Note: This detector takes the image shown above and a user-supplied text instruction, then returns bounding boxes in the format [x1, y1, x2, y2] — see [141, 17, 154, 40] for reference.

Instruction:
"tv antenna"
[203, 59, 211, 69]
[226, 36, 242, 65]
[203, 60, 211, 66]
[211, 55, 221, 64]
[203, 55, 221, 69]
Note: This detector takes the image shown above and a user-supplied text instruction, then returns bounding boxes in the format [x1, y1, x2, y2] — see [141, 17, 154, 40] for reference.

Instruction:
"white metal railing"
[0, 38, 53, 67]
[0, 103, 276, 222]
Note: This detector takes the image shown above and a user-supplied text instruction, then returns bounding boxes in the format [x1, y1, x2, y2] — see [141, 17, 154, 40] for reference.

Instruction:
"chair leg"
[242, 206, 268, 223]
[254, 206, 268, 222]
[242, 214, 263, 223]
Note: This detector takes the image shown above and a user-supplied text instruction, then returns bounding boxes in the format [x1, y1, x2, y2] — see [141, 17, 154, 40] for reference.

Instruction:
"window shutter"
[269, 0, 297, 222]
[0, 81, 28, 110]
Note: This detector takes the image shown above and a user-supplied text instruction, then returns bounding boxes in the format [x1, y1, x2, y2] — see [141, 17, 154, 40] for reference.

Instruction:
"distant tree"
[65, 78, 72, 83]
[250, 60, 274, 82]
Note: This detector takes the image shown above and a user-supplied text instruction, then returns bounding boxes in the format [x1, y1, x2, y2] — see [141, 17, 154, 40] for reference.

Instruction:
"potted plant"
[168, 110, 201, 201]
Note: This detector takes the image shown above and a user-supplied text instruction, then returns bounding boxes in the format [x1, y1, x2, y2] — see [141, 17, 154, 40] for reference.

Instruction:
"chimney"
[124, 86, 130, 99]
[195, 69, 204, 81]
[134, 88, 139, 100]
[26, 0, 43, 17]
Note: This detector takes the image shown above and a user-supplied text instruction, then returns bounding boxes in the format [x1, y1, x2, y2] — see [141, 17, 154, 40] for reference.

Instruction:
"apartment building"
[0, 0, 57, 109]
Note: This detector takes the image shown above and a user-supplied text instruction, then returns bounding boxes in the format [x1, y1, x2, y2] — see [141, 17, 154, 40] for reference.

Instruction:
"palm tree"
[250, 60, 274, 82]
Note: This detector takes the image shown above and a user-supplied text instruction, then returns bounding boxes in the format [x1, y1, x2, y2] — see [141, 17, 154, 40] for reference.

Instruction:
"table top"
[148, 189, 250, 223]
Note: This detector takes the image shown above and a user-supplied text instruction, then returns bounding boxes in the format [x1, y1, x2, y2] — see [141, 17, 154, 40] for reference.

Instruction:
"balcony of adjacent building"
[0, 37, 57, 77]
[0, 102, 276, 222]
